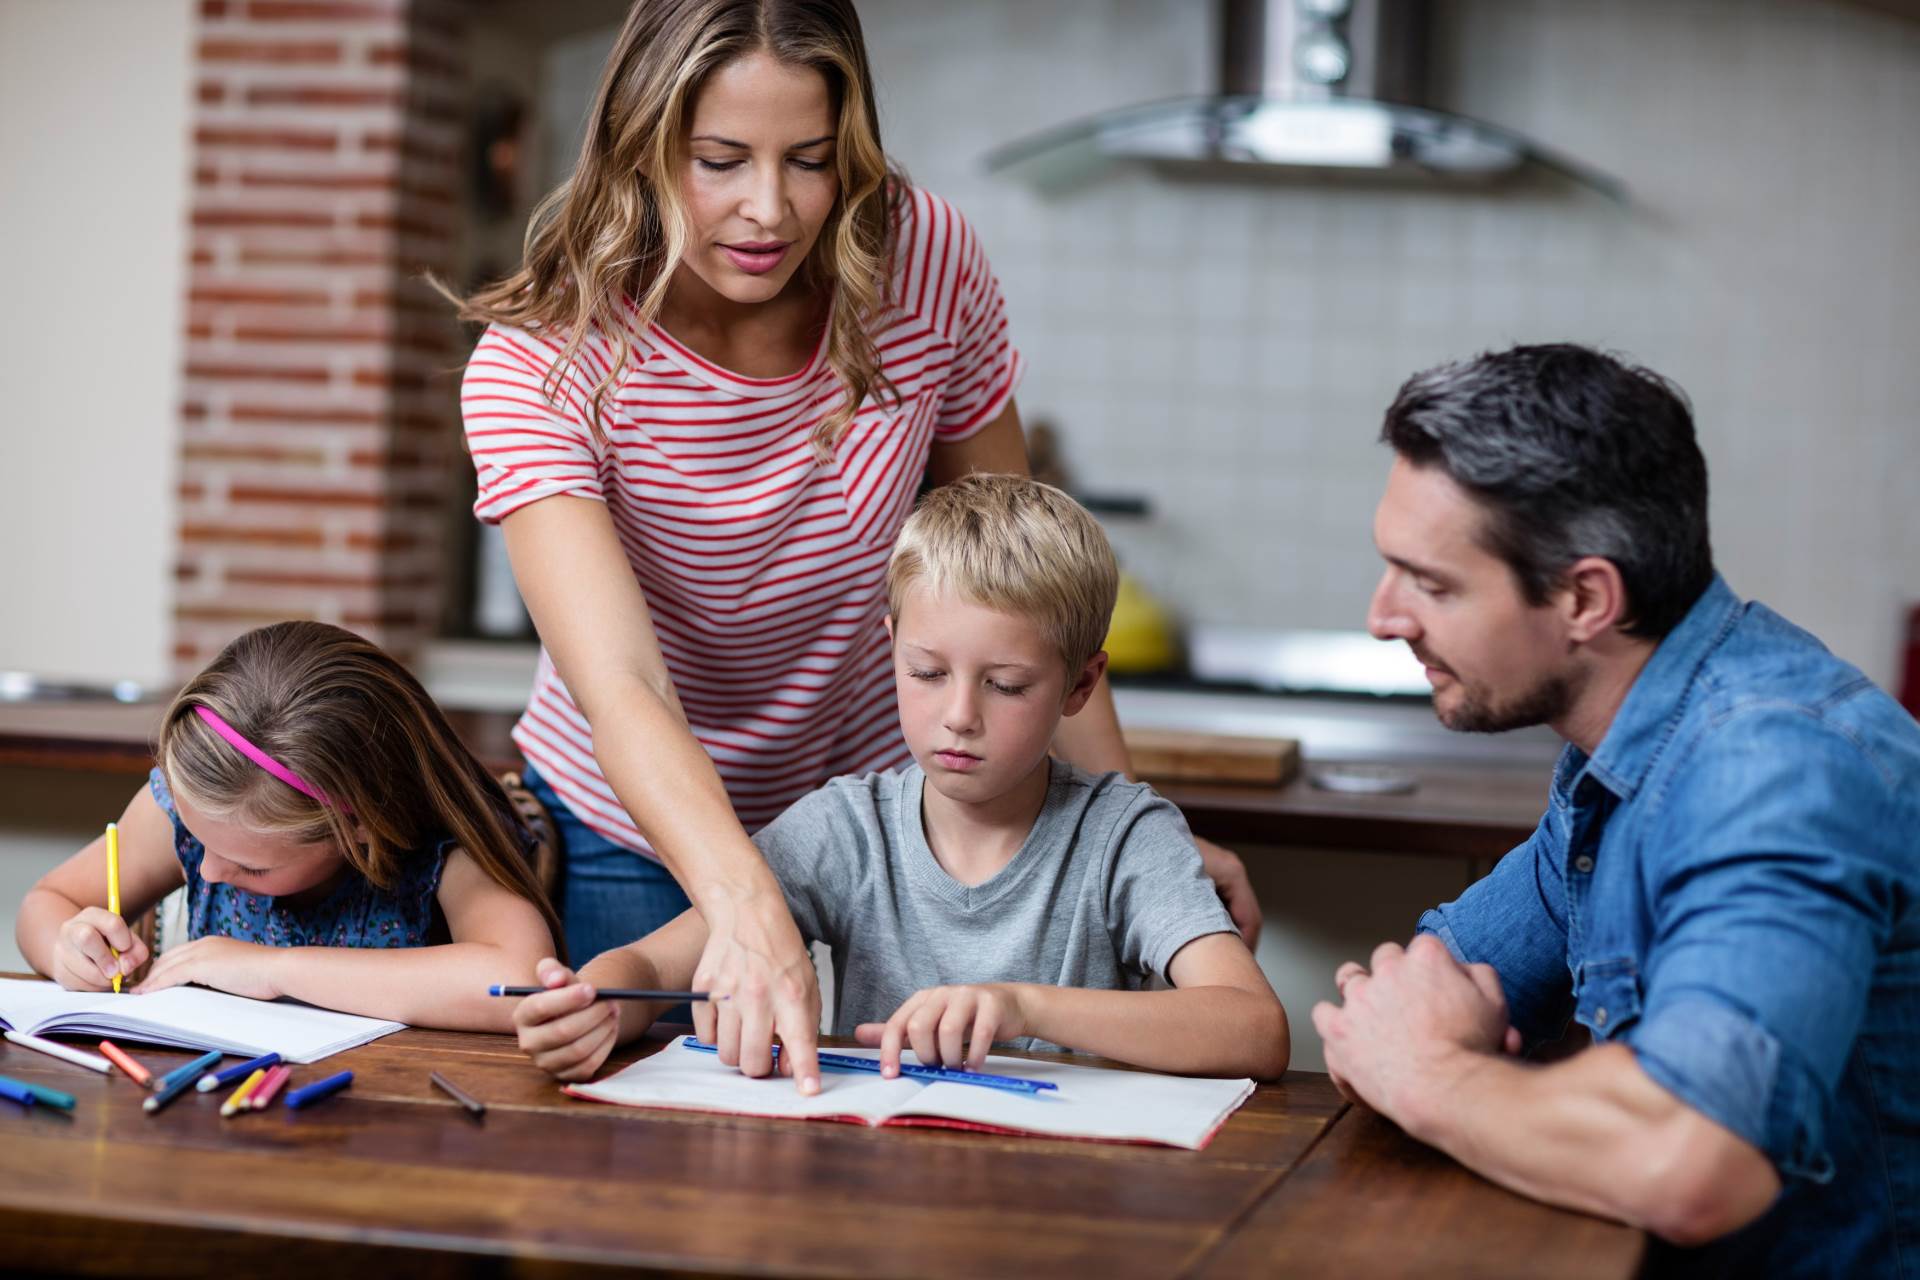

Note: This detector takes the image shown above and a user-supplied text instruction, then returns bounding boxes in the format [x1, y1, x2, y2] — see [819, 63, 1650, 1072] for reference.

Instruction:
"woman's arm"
[857, 934, 1289, 1079]
[17, 785, 184, 988]
[133, 849, 557, 1031]
[926, 402, 1263, 946]
[500, 495, 823, 1089]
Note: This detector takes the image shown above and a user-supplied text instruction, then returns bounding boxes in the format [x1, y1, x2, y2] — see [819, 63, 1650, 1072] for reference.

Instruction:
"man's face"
[1367, 457, 1577, 734]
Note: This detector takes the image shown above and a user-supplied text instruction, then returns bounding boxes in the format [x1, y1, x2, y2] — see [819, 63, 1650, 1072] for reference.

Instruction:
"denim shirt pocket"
[1573, 956, 1643, 1040]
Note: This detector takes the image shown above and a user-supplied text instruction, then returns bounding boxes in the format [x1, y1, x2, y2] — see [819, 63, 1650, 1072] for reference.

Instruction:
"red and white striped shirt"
[461, 188, 1024, 855]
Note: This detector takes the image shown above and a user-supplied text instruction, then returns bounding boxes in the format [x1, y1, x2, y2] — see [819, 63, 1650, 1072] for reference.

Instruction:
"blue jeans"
[521, 766, 694, 968]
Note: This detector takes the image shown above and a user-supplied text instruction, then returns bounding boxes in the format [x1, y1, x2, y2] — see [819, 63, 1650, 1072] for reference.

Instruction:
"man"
[1316, 344, 1916, 1276]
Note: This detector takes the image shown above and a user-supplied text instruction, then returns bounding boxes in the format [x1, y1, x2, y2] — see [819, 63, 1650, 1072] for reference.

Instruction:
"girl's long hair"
[157, 621, 566, 959]
[450, 0, 904, 454]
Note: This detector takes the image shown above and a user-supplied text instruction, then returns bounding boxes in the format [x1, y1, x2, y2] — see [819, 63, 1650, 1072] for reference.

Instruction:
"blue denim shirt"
[1419, 576, 1918, 1277]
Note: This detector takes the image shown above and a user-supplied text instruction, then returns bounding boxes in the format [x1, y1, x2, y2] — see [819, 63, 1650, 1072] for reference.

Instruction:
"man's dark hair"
[1379, 344, 1713, 638]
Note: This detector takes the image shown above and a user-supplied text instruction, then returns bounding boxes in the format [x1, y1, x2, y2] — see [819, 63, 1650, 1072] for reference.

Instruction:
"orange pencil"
[97, 1039, 153, 1087]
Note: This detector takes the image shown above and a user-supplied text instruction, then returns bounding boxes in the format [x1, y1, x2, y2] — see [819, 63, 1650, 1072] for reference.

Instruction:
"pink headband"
[193, 705, 338, 810]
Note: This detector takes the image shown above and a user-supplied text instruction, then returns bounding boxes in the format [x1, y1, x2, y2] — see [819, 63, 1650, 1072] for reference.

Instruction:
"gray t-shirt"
[751, 758, 1236, 1049]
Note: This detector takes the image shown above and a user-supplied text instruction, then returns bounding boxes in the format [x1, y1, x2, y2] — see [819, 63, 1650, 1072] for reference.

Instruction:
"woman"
[454, 0, 1258, 1090]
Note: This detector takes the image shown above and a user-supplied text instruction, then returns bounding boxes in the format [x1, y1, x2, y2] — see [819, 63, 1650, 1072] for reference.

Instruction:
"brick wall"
[174, 0, 468, 674]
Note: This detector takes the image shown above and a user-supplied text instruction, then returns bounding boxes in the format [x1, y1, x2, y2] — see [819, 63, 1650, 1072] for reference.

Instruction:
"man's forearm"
[1390, 1043, 1778, 1243]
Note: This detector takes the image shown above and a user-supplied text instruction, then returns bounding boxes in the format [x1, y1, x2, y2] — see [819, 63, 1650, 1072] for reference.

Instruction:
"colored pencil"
[0, 1075, 77, 1111]
[3, 1030, 111, 1074]
[197, 1051, 280, 1093]
[106, 822, 122, 994]
[285, 1070, 352, 1110]
[681, 1038, 1059, 1095]
[488, 984, 716, 1001]
[154, 1050, 223, 1094]
[97, 1039, 152, 1087]
[0, 1077, 37, 1107]
[249, 1064, 292, 1110]
[221, 1068, 266, 1117]
[429, 1071, 485, 1119]
[143, 1065, 204, 1115]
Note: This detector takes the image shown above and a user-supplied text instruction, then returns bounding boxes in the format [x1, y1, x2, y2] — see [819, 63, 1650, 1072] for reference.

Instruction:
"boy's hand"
[511, 957, 621, 1081]
[52, 907, 150, 992]
[856, 984, 1031, 1075]
[132, 937, 283, 1000]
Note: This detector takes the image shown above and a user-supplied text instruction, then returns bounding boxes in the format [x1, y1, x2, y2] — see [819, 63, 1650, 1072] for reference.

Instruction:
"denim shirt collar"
[1561, 575, 1743, 802]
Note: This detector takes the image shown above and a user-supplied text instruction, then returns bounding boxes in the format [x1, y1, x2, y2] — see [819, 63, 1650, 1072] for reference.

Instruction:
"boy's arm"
[858, 933, 1290, 1079]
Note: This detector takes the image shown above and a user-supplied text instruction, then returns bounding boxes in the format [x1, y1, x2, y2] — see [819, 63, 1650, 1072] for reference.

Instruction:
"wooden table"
[0, 1018, 1642, 1278]
[0, 701, 1549, 861]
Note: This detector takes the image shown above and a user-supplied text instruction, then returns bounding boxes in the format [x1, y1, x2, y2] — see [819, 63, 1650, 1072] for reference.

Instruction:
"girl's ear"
[1060, 651, 1110, 717]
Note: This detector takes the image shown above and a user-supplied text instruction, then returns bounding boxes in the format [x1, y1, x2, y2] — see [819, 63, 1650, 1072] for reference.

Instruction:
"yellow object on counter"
[1103, 572, 1179, 675]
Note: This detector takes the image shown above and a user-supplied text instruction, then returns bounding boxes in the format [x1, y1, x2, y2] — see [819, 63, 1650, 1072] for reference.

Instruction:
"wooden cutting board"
[1123, 728, 1301, 787]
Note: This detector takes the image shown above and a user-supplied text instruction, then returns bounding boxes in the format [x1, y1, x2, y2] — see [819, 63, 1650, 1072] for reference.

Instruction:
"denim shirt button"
[1575, 854, 1595, 873]
[1595, 1006, 1609, 1026]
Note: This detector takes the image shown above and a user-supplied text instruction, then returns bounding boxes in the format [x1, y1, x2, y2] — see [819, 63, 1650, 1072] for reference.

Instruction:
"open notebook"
[567, 1035, 1256, 1150]
[0, 978, 404, 1064]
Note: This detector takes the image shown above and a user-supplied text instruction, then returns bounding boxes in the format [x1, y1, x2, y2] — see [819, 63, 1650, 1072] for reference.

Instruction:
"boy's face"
[889, 582, 1105, 806]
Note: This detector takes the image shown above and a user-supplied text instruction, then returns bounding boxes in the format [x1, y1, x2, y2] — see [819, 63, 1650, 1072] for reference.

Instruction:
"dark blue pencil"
[681, 1038, 1058, 1095]
[144, 1063, 207, 1114]
[198, 1052, 281, 1093]
[285, 1070, 352, 1110]
[0, 1075, 77, 1110]
[488, 985, 717, 1001]
[0, 1077, 37, 1107]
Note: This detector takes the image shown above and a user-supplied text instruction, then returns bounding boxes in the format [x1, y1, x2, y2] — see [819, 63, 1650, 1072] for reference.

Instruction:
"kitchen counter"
[0, 698, 1553, 861]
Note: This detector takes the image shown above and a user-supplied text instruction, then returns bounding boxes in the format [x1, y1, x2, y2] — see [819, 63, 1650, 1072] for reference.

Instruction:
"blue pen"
[681, 1039, 1057, 1096]
[0, 1077, 37, 1108]
[153, 1050, 223, 1095]
[197, 1052, 280, 1093]
[0, 1075, 77, 1111]
[285, 1070, 353, 1110]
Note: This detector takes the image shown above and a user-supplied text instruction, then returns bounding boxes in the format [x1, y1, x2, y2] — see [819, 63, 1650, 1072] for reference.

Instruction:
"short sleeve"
[1102, 789, 1235, 978]
[1625, 708, 1908, 1181]
[901, 193, 1025, 442]
[1418, 800, 1578, 1046]
[749, 781, 873, 951]
[147, 766, 204, 882]
[460, 323, 608, 524]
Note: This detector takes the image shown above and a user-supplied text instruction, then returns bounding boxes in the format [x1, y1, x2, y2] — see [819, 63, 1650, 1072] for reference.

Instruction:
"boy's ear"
[883, 613, 894, 644]
[1060, 651, 1109, 717]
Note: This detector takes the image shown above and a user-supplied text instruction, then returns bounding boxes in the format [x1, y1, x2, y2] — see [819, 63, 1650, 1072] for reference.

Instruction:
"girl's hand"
[52, 907, 150, 992]
[512, 957, 621, 1082]
[856, 984, 1031, 1075]
[133, 937, 285, 1001]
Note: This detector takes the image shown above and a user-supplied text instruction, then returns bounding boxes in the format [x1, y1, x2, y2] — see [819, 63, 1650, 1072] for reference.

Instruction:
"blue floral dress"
[149, 767, 450, 949]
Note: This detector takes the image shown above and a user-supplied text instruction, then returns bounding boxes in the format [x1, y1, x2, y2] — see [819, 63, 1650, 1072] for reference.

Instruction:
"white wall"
[859, 0, 1920, 691]
[0, 0, 193, 687]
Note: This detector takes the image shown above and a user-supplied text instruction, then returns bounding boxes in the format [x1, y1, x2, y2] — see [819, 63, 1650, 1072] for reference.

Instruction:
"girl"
[451, 0, 1258, 1089]
[16, 621, 563, 1032]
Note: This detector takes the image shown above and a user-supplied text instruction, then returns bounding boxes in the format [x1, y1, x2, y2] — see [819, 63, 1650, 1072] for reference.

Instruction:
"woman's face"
[673, 50, 840, 308]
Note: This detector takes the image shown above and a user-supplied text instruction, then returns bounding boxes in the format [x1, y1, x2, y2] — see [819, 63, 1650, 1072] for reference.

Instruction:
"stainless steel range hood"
[985, 0, 1624, 200]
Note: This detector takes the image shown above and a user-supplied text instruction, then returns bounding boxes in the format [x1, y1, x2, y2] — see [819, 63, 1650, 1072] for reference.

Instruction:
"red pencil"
[97, 1039, 153, 1087]
[249, 1065, 293, 1110]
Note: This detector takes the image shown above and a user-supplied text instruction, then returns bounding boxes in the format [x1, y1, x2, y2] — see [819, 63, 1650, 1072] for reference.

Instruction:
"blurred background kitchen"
[3, 0, 1916, 1068]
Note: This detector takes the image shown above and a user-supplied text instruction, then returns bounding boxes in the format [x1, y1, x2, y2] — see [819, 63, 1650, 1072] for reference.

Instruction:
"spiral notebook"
[0, 978, 404, 1064]
[566, 1035, 1256, 1150]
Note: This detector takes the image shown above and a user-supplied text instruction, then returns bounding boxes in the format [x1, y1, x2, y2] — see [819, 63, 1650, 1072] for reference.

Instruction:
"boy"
[513, 474, 1288, 1083]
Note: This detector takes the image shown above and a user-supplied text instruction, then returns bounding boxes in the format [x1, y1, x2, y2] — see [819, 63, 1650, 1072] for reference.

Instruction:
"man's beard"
[1434, 670, 1574, 734]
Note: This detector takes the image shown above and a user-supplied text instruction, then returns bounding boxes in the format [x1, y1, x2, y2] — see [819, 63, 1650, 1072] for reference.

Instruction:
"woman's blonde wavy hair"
[451, 0, 905, 454]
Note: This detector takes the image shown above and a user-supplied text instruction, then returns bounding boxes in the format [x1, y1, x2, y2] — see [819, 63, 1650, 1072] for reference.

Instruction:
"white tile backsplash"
[848, 0, 1920, 688]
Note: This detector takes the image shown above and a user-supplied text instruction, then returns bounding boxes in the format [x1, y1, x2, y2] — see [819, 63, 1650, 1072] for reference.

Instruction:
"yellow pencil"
[105, 822, 122, 994]
[221, 1068, 267, 1118]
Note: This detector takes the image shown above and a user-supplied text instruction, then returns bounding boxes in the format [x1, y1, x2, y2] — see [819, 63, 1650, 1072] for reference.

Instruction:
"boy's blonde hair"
[887, 473, 1119, 676]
